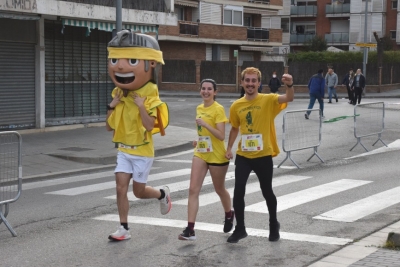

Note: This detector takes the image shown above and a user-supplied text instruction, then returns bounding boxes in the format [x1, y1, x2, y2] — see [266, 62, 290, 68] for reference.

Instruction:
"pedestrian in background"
[225, 67, 294, 243]
[268, 71, 281, 93]
[342, 68, 355, 104]
[179, 79, 234, 241]
[305, 69, 325, 119]
[351, 69, 366, 105]
[325, 68, 338, 103]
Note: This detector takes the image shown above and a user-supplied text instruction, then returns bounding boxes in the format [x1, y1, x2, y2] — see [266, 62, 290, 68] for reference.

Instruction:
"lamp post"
[116, 0, 122, 32]
[362, 0, 368, 94]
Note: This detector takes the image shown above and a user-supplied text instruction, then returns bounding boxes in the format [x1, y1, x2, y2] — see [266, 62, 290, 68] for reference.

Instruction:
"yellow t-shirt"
[107, 82, 169, 157]
[229, 93, 287, 158]
[194, 101, 229, 164]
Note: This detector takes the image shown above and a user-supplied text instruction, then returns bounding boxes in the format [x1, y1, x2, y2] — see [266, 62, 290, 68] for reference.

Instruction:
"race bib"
[197, 136, 213, 153]
[241, 134, 263, 151]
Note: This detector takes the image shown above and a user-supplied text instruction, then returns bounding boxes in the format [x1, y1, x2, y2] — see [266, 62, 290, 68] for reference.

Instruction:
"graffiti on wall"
[2, 0, 37, 11]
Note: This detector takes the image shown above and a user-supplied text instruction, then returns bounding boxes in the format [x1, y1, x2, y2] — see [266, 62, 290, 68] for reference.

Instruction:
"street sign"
[355, 43, 377, 48]
[234, 50, 238, 57]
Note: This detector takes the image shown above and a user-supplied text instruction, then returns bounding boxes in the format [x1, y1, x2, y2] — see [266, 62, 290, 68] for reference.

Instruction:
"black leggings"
[354, 87, 363, 104]
[233, 154, 277, 229]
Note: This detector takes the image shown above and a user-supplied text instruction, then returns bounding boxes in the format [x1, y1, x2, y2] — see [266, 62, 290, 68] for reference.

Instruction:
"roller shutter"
[0, 42, 36, 130]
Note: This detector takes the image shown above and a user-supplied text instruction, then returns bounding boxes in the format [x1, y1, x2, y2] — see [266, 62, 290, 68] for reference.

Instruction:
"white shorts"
[114, 151, 154, 184]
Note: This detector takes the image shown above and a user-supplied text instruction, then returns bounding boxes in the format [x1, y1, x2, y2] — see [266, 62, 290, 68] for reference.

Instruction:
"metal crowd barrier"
[350, 102, 388, 152]
[0, 131, 22, 237]
[277, 108, 324, 168]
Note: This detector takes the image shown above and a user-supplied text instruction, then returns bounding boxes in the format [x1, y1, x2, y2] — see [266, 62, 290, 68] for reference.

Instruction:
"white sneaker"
[160, 186, 172, 215]
[108, 225, 131, 241]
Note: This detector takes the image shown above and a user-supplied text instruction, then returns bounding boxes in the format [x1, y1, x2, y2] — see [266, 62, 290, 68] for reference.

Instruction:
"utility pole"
[373, 32, 383, 93]
[363, 0, 368, 92]
[116, 0, 122, 32]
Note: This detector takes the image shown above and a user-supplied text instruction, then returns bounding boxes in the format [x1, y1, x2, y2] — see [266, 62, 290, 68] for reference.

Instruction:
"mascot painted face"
[107, 30, 165, 95]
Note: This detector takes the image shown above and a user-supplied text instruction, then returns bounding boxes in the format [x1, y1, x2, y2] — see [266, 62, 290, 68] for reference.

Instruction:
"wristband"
[107, 104, 115, 111]
[286, 83, 294, 88]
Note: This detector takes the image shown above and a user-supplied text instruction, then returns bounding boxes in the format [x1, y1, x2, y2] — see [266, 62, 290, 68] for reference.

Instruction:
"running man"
[106, 30, 171, 241]
[225, 67, 294, 243]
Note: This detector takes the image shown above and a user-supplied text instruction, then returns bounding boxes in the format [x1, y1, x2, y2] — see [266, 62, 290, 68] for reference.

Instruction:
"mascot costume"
[107, 30, 168, 152]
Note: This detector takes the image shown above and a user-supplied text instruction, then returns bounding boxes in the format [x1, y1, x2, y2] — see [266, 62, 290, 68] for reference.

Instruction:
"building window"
[175, 6, 185, 20]
[390, 30, 396, 40]
[223, 5, 243, 26]
[294, 24, 316, 34]
[392, 0, 398, 9]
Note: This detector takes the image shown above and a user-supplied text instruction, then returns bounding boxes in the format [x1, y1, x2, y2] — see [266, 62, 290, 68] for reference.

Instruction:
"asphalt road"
[1, 97, 400, 267]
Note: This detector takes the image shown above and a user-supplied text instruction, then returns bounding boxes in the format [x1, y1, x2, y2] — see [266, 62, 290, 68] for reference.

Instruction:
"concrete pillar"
[35, 17, 45, 129]
[195, 59, 201, 86]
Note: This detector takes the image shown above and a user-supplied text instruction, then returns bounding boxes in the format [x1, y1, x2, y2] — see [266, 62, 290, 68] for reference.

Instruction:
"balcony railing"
[247, 27, 269, 41]
[248, 0, 270, 4]
[179, 21, 199, 36]
[290, 5, 317, 16]
[326, 3, 350, 14]
[325, 32, 349, 44]
[290, 33, 316, 44]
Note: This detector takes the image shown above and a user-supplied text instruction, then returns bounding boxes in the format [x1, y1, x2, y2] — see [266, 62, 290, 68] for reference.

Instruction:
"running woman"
[178, 79, 234, 241]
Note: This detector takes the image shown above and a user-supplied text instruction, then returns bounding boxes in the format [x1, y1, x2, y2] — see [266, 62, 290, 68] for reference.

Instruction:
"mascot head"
[107, 30, 164, 93]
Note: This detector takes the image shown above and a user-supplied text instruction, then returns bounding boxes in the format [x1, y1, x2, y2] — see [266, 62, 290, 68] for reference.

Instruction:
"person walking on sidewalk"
[351, 68, 366, 105]
[178, 79, 234, 241]
[325, 68, 338, 103]
[268, 71, 282, 94]
[105, 30, 171, 241]
[225, 67, 294, 243]
[342, 68, 355, 104]
[305, 69, 325, 119]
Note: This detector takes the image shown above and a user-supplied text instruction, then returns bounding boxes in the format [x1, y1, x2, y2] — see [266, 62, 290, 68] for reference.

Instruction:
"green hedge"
[288, 51, 400, 64]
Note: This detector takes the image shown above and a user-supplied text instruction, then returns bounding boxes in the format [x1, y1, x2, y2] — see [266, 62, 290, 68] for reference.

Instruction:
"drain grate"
[58, 147, 94, 152]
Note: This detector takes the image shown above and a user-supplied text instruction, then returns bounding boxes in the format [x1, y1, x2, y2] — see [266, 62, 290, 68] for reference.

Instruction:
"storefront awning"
[240, 46, 273, 52]
[175, 0, 199, 8]
[62, 19, 158, 37]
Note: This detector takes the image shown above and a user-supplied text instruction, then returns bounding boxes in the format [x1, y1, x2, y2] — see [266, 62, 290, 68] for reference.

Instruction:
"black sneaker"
[269, 222, 280, 242]
[178, 227, 196, 241]
[336, 97, 338, 102]
[223, 210, 235, 233]
[304, 113, 309, 120]
[227, 228, 248, 243]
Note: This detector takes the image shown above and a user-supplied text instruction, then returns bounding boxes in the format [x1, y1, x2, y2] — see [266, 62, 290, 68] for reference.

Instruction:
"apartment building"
[157, 0, 284, 91]
[265, 0, 400, 53]
[0, 0, 176, 130]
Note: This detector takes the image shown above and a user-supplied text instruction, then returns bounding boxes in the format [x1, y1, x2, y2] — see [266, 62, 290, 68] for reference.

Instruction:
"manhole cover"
[58, 147, 94, 152]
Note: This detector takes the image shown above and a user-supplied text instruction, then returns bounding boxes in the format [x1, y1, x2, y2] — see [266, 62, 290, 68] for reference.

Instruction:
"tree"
[304, 35, 328, 52]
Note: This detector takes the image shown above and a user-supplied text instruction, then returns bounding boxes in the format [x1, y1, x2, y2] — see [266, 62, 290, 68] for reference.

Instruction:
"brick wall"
[269, 28, 282, 42]
[199, 23, 248, 40]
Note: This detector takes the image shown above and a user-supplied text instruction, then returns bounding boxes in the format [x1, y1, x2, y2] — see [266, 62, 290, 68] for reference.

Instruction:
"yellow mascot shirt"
[194, 101, 229, 164]
[107, 82, 169, 157]
[229, 93, 286, 158]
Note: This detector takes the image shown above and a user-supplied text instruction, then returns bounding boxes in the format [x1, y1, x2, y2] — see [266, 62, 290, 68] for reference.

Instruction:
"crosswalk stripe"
[45, 169, 191, 196]
[14, 171, 115, 191]
[174, 175, 313, 207]
[104, 171, 237, 201]
[314, 186, 400, 222]
[93, 214, 352, 245]
[246, 179, 372, 214]
[155, 159, 297, 169]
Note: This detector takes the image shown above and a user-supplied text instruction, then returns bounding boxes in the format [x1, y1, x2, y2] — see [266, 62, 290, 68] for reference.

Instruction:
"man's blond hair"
[241, 67, 262, 82]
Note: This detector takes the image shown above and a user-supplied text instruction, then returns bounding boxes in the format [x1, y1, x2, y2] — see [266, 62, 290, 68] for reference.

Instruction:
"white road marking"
[246, 179, 372, 214]
[93, 214, 352, 245]
[314, 186, 400, 222]
[105, 172, 237, 201]
[45, 169, 191, 196]
[174, 175, 313, 207]
[155, 149, 194, 160]
[156, 159, 297, 169]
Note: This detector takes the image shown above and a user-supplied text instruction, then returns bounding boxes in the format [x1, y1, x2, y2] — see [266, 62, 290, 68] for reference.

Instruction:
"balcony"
[325, 32, 349, 44]
[290, 5, 317, 17]
[179, 21, 199, 36]
[247, 27, 270, 41]
[248, 0, 270, 4]
[326, 3, 350, 16]
[290, 33, 315, 44]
